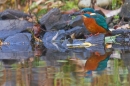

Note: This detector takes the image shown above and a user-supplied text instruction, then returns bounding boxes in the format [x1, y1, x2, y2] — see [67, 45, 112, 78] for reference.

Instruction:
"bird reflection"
[84, 52, 112, 72]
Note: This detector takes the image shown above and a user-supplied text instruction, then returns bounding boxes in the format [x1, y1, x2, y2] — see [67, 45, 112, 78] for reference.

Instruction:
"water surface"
[0, 44, 130, 86]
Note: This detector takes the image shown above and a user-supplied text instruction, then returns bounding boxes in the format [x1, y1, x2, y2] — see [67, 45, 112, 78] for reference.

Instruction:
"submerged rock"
[0, 33, 33, 59]
[71, 34, 105, 55]
[43, 30, 68, 52]
[1, 33, 32, 52]
[0, 52, 34, 59]
[0, 20, 33, 39]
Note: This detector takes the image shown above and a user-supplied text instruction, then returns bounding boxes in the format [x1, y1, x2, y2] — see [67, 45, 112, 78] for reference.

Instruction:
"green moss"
[61, 0, 79, 11]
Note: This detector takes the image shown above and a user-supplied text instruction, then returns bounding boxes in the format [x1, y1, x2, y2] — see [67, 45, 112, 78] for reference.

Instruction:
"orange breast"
[84, 53, 108, 71]
[83, 16, 107, 34]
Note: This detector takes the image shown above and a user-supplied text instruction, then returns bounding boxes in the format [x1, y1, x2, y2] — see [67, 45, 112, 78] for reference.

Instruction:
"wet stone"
[0, 33, 33, 59]
[65, 26, 85, 36]
[111, 29, 130, 35]
[49, 14, 73, 30]
[40, 8, 62, 30]
[0, 20, 33, 40]
[0, 52, 34, 59]
[1, 33, 32, 52]
[60, 14, 72, 21]
[68, 15, 83, 27]
[115, 33, 130, 43]
[42, 30, 68, 52]
[51, 21, 68, 30]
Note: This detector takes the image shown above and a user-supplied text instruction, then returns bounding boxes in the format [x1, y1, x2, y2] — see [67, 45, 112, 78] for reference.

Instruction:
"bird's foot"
[89, 34, 93, 37]
[84, 34, 93, 38]
[84, 35, 88, 38]
[94, 32, 100, 36]
[94, 51, 100, 56]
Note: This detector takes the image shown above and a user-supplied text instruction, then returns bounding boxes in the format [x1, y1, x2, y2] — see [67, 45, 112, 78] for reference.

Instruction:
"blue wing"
[96, 56, 110, 71]
[91, 13, 109, 31]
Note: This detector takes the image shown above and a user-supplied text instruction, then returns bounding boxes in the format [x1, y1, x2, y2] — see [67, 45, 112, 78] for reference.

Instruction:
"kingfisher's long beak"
[90, 13, 96, 15]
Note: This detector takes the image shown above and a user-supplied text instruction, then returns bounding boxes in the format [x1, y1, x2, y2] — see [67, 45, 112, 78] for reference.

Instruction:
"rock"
[119, 0, 130, 19]
[51, 14, 72, 30]
[109, 22, 114, 28]
[1, 33, 32, 52]
[0, 9, 30, 19]
[0, 33, 33, 59]
[112, 44, 130, 51]
[69, 11, 81, 16]
[65, 26, 85, 36]
[115, 33, 130, 43]
[85, 34, 105, 55]
[122, 52, 130, 72]
[52, 21, 68, 30]
[42, 30, 68, 52]
[78, 0, 91, 8]
[111, 29, 130, 35]
[85, 34, 105, 44]
[0, 20, 33, 39]
[96, 0, 112, 7]
[44, 49, 91, 61]
[0, 52, 34, 59]
[68, 15, 83, 27]
[4, 33, 31, 44]
[40, 8, 73, 31]
[61, 14, 72, 21]
[81, 25, 90, 35]
[78, 0, 112, 8]
[40, 8, 62, 31]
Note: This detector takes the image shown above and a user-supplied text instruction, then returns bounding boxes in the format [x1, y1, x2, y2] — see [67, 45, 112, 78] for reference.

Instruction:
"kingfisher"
[81, 8, 110, 35]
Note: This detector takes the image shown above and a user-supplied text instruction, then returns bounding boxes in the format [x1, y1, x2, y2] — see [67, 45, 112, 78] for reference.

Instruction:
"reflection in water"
[84, 52, 111, 71]
[0, 47, 130, 86]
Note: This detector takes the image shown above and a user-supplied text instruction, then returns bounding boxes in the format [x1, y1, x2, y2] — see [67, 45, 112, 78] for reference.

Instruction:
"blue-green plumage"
[96, 56, 110, 71]
[81, 8, 95, 13]
[82, 8, 109, 32]
[91, 13, 109, 31]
